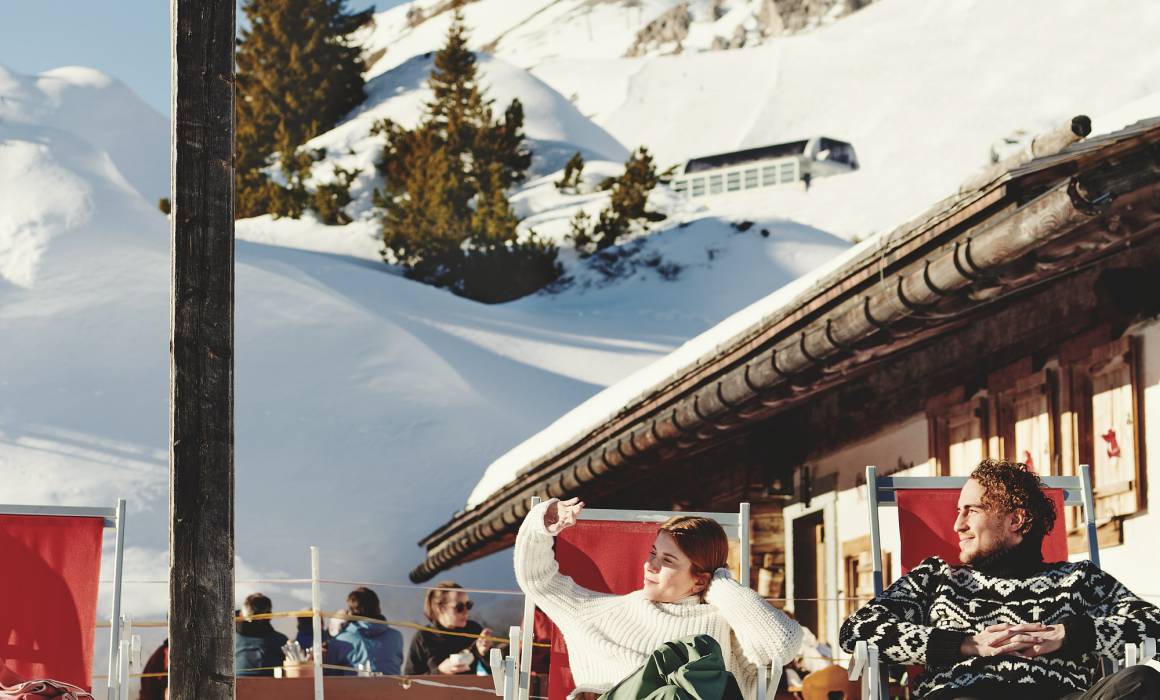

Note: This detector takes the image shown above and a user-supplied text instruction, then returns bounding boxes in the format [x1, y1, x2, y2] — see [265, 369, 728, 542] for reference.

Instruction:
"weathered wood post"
[170, 1, 235, 699]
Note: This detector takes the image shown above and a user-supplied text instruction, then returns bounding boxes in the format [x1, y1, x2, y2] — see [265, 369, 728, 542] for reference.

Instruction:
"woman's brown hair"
[423, 581, 465, 622]
[658, 516, 729, 597]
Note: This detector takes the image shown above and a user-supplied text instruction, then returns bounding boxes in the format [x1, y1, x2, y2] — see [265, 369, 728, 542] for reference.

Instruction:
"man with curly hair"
[840, 459, 1160, 699]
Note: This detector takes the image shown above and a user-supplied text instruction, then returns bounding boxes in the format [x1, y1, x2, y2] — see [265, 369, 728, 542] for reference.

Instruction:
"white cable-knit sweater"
[514, 500, 803, 699]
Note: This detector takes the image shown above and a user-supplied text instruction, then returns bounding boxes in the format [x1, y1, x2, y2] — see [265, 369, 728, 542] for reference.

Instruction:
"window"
[709, 174, 724, 194]
[1079, 338, 1142, 519]
[761, 165, 778, 186]
[842, 536, 891, 619]
[691, 178, 706, 197]
[779, 161, 796, 183]
[926, 334, 1141, 555]
[673, 179, 688, 195]
[929, 392, 988, 476]
[993, 369, 1055, 476]
[744, 168, 759, 189]
[726, 171, 741, 192]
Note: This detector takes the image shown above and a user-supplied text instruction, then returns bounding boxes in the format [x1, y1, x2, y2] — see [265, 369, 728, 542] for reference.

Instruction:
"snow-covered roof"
[464, 234, 878, 508]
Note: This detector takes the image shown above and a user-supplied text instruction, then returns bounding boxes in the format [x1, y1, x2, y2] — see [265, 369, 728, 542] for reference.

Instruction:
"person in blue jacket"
[325, 586, 403, 675]
[235, 593, 288, 676]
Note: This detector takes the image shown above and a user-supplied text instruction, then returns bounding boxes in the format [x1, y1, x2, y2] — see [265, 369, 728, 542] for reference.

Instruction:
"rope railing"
[99, 577, 1160, 602]
[96, 609, 549, 647]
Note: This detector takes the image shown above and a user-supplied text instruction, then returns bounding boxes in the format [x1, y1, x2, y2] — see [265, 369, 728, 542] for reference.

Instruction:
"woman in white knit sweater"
[514, 497, 803, 700]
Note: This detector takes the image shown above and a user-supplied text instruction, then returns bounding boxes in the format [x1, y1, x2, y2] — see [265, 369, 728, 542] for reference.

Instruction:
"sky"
[0, 0, 404, 116]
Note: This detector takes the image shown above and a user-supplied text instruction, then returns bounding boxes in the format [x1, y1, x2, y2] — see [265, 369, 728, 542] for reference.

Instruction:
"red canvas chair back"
[543, 519, 659, 700]
[0, 514, 106, 690]
[894, 488, 1069, 574]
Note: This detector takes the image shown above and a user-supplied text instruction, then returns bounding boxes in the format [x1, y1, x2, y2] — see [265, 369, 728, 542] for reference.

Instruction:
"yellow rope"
[105, 609, 552, 647]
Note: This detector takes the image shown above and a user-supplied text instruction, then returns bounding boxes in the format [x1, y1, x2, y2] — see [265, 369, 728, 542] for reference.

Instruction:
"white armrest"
[1124, 637, 1158, 668]
[848, 642, 881, 700]
[848, 641, 867, 680]
[490, 647, 506, 696]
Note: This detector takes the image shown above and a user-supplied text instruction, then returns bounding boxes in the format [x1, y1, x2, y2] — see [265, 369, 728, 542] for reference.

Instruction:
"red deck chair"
[846, 465, 1127, 699]
[492, 499, 778, 700]
[0, 501, 127, 700]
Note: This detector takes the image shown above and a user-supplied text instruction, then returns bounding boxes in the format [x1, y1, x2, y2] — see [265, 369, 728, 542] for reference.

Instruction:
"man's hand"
[961, 623, 1066, 658]
[544, 497, 584, 535]
[992, 622, 1066, 658]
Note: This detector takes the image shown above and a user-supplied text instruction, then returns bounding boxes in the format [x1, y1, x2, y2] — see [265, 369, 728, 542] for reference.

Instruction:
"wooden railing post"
[170, 0, 236, 699]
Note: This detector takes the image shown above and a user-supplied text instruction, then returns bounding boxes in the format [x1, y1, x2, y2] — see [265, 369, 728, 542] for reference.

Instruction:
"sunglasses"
[444, 601, 474, 613]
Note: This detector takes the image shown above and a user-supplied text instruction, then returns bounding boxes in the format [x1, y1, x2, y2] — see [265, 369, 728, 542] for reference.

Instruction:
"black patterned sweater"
[838, 545, 1160, 699]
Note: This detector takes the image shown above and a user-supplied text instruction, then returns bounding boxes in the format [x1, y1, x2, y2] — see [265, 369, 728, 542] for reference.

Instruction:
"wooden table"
[238, 674, 494, 700]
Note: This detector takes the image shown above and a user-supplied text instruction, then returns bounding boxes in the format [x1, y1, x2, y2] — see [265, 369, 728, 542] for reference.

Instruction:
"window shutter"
[1012, 372, 1054, 476]
[946, 400, 987, 476]
[1085, 338, 1141, 518]
[842, 536, 891, 619]
[994, 370, 1055, 476]
[929, 391, 987, 477]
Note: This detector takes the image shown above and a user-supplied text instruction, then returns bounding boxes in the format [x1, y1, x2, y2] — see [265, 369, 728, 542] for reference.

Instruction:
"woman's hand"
[437, 655, 471, 675]
[475, 628, 494, 656]
[544, 497, 585, 535]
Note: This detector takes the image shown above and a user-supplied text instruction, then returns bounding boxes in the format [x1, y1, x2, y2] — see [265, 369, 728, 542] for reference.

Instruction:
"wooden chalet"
[411, 116, 1160, 649]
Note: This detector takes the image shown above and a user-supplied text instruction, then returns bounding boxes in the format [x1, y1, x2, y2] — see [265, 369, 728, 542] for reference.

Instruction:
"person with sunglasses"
[404, 581, 493, 675]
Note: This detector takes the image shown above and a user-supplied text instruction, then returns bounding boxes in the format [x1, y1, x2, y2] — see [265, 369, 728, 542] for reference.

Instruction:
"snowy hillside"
[362, 0, 1160, 241]
[0, 66, 168, 207]
[361, 0, 851, 80]
[0, 49, 846, 648]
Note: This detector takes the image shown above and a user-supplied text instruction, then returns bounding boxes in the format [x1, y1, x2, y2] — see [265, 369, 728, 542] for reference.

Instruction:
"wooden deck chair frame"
[848, 465, 1155, 699]
[0, 500, 128, 700]
[492, 498, 782, 700]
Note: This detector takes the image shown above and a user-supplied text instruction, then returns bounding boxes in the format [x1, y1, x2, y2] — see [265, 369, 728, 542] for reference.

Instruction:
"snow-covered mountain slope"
[362, 0, 830, 80]
[0, 65, 168, 207]
[0, 54, 847, 647]
[362, 0, 1160, 243]
[549, 0, 1160, 240]
[265, 50, 626, 256]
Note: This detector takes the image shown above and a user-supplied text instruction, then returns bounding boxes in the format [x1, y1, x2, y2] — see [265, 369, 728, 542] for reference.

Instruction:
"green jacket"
[598, 635, 745, 700]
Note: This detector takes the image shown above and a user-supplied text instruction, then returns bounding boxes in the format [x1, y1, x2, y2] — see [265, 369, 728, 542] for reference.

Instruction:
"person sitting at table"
[325, 586, 403, 675]
[404, 581, 493, 675]
[235, 593, 288, 677]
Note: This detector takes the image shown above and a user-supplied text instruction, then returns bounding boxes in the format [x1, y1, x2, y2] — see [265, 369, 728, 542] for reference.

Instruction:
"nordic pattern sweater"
[514, 499, 803, 700]
[838, 549, 1160, 699]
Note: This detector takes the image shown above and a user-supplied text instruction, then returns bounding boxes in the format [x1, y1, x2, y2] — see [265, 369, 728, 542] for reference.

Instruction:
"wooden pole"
[170, 0, 235, 699]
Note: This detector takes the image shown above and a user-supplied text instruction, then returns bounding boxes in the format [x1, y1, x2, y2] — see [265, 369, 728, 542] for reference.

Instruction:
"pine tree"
[586, 147, 663, 251]
[381, 128, 464, 273]
[556, 151, 585, 192]
[374, 11, 552, 302]
[566, 209, 594, 256]
[609, 147, 659, 224]
[471, 164, 519, 245]
[427, 11, 485, 124]
[236, 0, 372, 219]
[311, 165, 360, 225]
